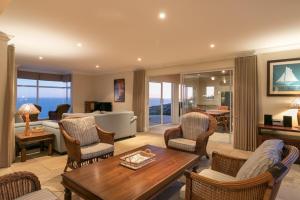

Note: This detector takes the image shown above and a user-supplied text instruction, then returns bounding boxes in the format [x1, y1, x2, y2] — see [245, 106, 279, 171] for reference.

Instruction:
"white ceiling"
[1, 0, 300, 74]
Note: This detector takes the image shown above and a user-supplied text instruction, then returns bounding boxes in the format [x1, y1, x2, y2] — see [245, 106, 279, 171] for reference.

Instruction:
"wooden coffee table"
[62, 145, 199, 200]
[15, 131, 55, 162]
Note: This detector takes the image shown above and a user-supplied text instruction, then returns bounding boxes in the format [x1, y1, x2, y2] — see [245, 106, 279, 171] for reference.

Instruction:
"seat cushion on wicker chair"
[81, 142, 114, 160]
[179, 169, 235, 199]
[168, 138, 196, 152]
[61, 116, 99, 146]
[198, 169, 236, 181]
[236, 139, 284, 180]
[15, 189, 58, 200]
[181, 112, 209, 140]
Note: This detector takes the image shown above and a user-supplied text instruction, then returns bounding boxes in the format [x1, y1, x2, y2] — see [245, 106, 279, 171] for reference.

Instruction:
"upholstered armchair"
[49, 104, 70, 120]
[183, 141, 299, 200]
[164, 112, 217, 158]
[0, 171, 58, 200]
[59, 116, 115, 172]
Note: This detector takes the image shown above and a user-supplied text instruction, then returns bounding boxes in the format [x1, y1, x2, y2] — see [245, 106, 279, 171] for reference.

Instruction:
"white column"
[0, 31, 10, 167]
[172, 83, 180, 124]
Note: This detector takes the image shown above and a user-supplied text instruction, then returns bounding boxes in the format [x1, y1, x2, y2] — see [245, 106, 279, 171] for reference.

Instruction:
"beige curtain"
[0, 45, 16, 167]
[132, 70, 146, 132]
[234, 55, 258, 151]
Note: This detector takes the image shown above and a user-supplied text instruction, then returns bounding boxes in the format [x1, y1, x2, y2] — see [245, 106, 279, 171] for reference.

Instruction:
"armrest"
[96, 125, 115, 145]
[211, 151, 247, 177]
[184, 170, 273, 200]
[59, 123, 81, 161]
[164, 126, 182, 147]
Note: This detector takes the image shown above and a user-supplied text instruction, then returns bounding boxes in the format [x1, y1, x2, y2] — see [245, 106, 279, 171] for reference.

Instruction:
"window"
[17, 78, 71, 119]
[187, 87, 194, 100]
[206, 86, 215, 99]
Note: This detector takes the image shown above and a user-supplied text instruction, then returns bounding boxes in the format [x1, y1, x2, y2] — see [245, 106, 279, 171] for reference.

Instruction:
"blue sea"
[16, 98, 71, 119]
[149, 98, 171, 107]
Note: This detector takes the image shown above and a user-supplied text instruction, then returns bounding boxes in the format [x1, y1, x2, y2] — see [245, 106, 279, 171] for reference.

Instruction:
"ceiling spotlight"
[211, 76, 215, 81]
[159, 12, 166, 20]
[222, 70, 226, 74]
[96, 65, 100, 69]
[38, 56, 43, 60]
[210, 44, 215, 48]
[137, 57, 142, 62]
[76, 42, 82, 47]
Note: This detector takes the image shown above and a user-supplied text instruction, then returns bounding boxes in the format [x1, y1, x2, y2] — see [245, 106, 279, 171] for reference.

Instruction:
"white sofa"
[62, 111, 137, 140]
[14, 120, 66, 153]
[14, 111, 137, 154]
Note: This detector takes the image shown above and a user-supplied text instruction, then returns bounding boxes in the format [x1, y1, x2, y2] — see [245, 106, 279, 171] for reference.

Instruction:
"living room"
[1, 1, 300, 200]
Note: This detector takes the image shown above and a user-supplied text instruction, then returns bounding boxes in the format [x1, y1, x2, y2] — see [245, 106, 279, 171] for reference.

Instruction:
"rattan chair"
[164, 112, 217, 158]
[0, 171, 58, 200]
[184, 145, 299, 200]
[59, 119, 115, 172]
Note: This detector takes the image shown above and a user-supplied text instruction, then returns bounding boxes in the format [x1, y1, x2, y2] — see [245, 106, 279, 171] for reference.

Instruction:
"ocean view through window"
[17, 78, 71, 119]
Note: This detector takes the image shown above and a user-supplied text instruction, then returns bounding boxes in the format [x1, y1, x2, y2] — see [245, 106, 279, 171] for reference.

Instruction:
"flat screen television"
[94, 102, 112, 112]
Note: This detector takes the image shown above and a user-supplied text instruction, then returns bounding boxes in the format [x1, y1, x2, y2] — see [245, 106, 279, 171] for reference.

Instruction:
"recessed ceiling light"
[38, 56, 43, 60]
[222, 70, 226, 74]
[159, 12, 166, 20]
[137, 57, 142, 62]
[96, 65, 100, 69]
[210, 44, 215, 48]
[76, 42, 82, 47]
[211, 76, 215, 81]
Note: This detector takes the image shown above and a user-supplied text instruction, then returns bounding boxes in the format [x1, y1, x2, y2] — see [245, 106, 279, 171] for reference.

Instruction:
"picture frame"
[267, 58, 300, 96]
[114, 79, 125, 102]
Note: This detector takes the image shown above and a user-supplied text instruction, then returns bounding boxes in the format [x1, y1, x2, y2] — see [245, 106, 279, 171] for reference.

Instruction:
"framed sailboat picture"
[267, 58, 300, 96]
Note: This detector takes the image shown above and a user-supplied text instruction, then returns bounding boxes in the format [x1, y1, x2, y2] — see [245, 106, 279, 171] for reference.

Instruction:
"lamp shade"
[17, 104, 40, 115]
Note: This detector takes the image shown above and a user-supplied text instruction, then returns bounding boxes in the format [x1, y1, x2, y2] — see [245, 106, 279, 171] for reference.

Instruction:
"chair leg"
[64, 157, 70, 172]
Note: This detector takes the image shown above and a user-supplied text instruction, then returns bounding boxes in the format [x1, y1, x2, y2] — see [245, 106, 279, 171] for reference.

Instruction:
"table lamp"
[17, 104, 40, 136]
[291, 98, 300, 127]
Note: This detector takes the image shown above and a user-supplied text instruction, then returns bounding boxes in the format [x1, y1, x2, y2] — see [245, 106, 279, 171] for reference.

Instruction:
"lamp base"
[24, 113, 31, 136]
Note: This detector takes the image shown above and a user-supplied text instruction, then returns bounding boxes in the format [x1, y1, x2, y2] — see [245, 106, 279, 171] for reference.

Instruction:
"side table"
[15, 131, 55, 162]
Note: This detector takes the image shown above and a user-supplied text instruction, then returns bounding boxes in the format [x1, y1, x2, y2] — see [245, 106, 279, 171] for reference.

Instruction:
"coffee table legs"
[64, 188, 72, 200]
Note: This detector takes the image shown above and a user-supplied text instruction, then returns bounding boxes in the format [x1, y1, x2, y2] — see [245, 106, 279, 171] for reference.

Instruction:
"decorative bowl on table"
[120, 149, 156, 170]
[31, 126, 44, 133]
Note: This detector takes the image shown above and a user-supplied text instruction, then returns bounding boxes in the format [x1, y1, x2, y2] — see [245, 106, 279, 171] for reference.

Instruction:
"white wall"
[93, 71, 133, 112]
[72, 73, 95, 113]
[257, 49, 300, 126]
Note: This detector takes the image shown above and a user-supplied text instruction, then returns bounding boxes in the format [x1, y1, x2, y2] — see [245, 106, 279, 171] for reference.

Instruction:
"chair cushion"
[179, 169, 235, 199]
[15, 189, 58, 200]
[236, 139, 284, 180]
[168, 138, 196, 152]
[198, 169, 236, 181]
[81, 142, 114, 160]
[61, 116, 99, 146]
[181, 112, 209, 140]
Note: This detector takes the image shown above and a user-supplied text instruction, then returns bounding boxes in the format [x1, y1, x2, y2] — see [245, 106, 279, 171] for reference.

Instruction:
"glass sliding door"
[162, 82, 172, 124]
[149, 81, 173, 126]
[181, 70, 233, 134]
[149, 82, 162, 126]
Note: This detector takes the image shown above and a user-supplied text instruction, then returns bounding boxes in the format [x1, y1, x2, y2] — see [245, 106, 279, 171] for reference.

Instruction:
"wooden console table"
[15, 131, 54, 162]
[257, 124, 300, 164]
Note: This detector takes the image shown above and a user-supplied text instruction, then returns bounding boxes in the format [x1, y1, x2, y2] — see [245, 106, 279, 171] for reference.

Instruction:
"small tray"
[120, 150, 155, 170]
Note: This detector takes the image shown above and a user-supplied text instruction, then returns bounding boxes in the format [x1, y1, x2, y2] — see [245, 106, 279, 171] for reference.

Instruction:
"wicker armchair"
[0, 171, 58, 200]
[164, 112, 217, 158]
[184, 145, 299, 200]
[59, 116, 115, 172]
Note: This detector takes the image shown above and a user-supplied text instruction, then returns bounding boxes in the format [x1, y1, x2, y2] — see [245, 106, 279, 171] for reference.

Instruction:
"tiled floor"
[0, 131, 299, 200]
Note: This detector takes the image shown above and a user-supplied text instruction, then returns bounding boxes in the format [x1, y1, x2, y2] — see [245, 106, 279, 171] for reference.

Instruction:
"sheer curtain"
[234, 55, 258, 151]
[132, 70, 146, 132]
[0, 45, 16, 167]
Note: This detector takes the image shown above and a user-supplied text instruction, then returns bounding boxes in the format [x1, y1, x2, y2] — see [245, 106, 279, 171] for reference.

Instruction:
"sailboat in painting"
[276, 67, 298, 83]
[274, 66, 300, 91]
